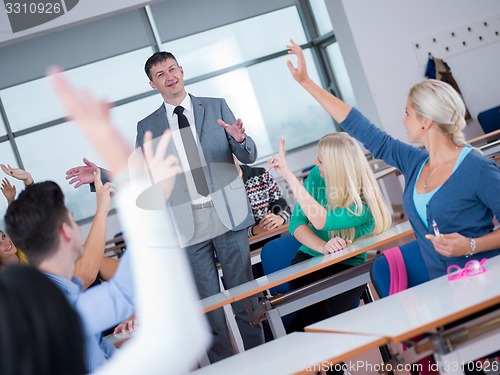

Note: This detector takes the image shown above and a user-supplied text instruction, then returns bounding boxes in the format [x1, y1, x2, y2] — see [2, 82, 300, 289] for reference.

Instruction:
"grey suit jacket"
[136, 94, 257, 243]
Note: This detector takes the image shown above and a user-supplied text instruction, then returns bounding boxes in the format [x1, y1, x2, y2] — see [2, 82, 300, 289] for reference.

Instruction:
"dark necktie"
[174, 106, 210, 197]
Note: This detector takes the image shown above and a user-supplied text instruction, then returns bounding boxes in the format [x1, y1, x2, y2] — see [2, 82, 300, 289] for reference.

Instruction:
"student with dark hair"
[0, 265, 86, 375]
[5, 180, 135, 372]
[0, 165, 115, 291]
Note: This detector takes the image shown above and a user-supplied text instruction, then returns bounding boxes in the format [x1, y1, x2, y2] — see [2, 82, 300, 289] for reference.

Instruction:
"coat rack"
[412, 14, 500, 65]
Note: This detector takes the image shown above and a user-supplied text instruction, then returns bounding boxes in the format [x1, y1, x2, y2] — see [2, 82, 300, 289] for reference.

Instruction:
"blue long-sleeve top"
[341, 108, 500, 279]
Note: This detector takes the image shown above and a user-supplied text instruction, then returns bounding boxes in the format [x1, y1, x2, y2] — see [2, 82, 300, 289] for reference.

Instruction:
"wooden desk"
[105, 235, 123, 245]
[305, 255, 500, 374]
[480, 138, 500, 159]
[306, 254, 500, 373]
[190, 331, 386, 375]
[203, 221, 413, 313]
[306, 254, 500, 342]
[373, 165, 398, 180]
[248, 224, 289, 246]
[468, 129, 500, 146]
[248, 224, 290, 265]
[107, 223, 414, 350]
[202, 220, 414, 350]
[220, 221, 413, 304]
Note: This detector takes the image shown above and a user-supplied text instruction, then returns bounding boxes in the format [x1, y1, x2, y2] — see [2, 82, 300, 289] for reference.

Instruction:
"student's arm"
[267, 171, 291, 222]
[269, 138, 327, 230]
[0, 165, 34, 205]
[98, 257, 119, 281]
[293, 224, 350, 254]
[73, 169, 113, 290]
[1, 178, 16, 205]
[286, 39, 351, 124]
[288, 181, 351, 255]
[286, 39, 422, 175]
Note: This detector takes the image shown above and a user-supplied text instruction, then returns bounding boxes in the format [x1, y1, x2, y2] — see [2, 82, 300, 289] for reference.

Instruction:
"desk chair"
[370, 240, 430, 375]
[260, 235, 371, 332]
[259, 234, 301, 334]
[260, 234, 301, 295]
[478, 106, 500, 134]
[370, 240, 429, 298]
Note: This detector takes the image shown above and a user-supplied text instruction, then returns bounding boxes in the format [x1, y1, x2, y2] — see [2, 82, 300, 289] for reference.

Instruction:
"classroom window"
[187, 50, 334, 158]
[308, 0, 334, 35]
[162, 7, 307, 80]
[326, 42, 357, 107]
[0, 2, 350, 223]
[0, 47, 153, 132]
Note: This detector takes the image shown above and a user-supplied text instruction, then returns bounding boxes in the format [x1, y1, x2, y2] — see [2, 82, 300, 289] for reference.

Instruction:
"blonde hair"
[318, 133, 392, 241]
[409, 79, 467, 147]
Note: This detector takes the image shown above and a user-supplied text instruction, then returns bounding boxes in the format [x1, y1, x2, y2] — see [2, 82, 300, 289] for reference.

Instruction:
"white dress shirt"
[164, 95, 212, 205]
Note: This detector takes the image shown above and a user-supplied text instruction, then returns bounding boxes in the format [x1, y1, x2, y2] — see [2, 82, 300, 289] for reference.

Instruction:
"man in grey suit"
[66, 51, 264, 362]
[139, 51, 264, 361]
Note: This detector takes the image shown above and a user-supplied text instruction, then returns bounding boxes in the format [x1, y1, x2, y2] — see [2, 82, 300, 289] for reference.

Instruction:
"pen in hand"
[432, 219, 440, 236]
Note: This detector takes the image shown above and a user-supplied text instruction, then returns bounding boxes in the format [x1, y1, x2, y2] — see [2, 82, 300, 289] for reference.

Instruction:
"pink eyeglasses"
[447, 258, 487, 281]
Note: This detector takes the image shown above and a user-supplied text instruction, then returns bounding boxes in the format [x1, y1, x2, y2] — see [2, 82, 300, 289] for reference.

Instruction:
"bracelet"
[466, 238, 476, 258]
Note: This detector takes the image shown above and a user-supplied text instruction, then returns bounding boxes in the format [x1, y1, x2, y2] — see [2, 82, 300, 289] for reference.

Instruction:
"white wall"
[324, 0, 500, 212]
[327, 0, 500, 141]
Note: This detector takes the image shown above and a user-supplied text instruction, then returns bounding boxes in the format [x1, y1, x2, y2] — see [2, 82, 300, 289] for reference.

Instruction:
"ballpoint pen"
[432, 219, 440, 236]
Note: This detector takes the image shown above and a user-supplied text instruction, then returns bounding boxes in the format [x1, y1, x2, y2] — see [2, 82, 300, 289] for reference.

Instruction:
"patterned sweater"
[240, 164, 291, 237]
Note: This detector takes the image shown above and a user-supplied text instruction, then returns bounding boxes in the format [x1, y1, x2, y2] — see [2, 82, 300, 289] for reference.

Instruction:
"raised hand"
[267, 137, 292, 180]
[66, 158, 98, 188]
[0, 164, 33, 185]
[286, 38, 310, 84]
[94, 168, 114, 216]
[1, 178, 16, 205]
[217, 118, 245, 143]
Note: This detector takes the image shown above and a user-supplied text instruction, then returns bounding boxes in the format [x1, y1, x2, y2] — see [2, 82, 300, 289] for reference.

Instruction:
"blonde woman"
[268, 134, 391, 334]
[286, 39, 500, 279]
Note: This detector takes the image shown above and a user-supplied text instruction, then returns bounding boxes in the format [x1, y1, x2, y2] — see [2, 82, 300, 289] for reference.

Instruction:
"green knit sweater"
[288, 166, 374, 266]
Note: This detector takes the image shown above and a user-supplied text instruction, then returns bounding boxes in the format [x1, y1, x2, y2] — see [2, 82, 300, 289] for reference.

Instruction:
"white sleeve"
[92, 179, 211, 375]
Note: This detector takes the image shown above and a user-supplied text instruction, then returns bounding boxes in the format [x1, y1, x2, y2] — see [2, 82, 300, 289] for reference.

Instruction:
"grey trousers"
[185, 207, 264, 363]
